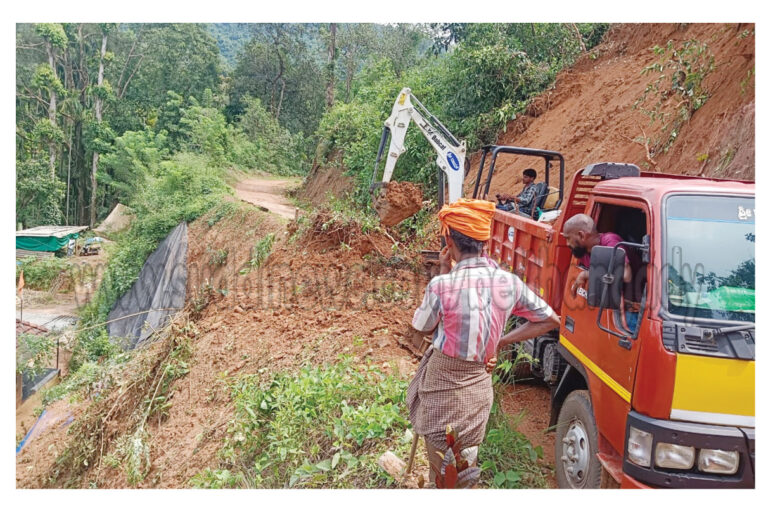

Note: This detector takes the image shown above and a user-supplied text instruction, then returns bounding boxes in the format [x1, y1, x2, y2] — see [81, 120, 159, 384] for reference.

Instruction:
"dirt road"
[234, 175, 301, 219]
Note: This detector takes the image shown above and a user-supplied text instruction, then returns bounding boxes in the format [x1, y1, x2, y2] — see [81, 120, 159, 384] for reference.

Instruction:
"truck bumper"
[623, 411, 755, 488]
[620, 472, 651, 489]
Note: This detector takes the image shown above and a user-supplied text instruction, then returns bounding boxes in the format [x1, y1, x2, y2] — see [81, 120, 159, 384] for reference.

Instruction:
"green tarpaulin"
[16, 233, 80, 252]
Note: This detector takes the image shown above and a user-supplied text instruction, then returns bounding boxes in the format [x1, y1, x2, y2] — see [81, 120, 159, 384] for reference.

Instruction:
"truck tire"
[555, 390, 602, 489]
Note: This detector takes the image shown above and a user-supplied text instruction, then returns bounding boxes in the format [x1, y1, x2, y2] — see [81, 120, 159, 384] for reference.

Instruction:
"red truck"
[472, 146, 755, 488]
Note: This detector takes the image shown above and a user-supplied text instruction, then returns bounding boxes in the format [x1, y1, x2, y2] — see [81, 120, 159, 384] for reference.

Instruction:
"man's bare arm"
[497, 313, 560, 349]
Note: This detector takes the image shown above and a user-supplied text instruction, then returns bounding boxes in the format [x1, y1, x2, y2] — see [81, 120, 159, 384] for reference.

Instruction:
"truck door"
[558, 199, 649, 457]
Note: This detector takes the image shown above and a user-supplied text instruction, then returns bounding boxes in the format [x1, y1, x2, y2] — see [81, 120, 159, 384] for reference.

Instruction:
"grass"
[479, 400, 549, 488]
[238, 233, 275, 275]
[16, 256, 75, 292]
[189, 352, 550, 489]
[190, 357, 412, 488]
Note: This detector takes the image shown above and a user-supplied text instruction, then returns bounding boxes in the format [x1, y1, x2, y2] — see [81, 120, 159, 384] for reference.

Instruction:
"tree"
[118, 24, 221, 128]
[229, 24, 325, 136]
[89, 23, 117, 227]
[326, 23, 337, 108]
[336, 24, 377, 101]
[34, 23, 67, 180]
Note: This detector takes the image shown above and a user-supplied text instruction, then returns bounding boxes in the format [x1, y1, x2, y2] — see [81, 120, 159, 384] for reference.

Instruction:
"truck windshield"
[665, 195, 754, 323]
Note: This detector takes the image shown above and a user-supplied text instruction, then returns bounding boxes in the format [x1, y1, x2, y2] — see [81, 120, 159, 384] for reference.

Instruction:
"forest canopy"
[16, 22, 608, 229]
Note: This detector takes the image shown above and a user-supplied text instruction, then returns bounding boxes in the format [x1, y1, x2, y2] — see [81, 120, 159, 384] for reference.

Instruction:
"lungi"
[406, 346, 493, 452]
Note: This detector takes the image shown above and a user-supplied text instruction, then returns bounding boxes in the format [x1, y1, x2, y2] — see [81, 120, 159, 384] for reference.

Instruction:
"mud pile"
[373, 181, 424, 227]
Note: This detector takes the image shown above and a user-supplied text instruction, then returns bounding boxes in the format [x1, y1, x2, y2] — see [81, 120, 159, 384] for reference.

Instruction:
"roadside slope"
[467, 23, 755, 199]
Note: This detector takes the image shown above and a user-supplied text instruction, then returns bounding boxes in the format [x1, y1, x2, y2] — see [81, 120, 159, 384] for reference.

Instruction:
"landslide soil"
[122, 207, 431, 488]
[16, 198, 435, 488]
[467, 23, 755, 201]
[373, 181, 424, 227]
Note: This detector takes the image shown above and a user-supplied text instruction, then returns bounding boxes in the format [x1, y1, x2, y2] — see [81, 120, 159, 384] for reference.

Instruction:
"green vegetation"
[191, 357, 411, 488]
[239, 232, 275, 275]
[634, 39, 716, 154]
[16, 256, 74, 292]
[16, 333, 57, 378]
[479, 403, 548, 488]
[17, 23, 608, 230]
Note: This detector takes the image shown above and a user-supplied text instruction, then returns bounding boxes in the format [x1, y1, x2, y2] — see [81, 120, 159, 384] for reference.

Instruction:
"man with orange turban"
[407, 198, 560, 486]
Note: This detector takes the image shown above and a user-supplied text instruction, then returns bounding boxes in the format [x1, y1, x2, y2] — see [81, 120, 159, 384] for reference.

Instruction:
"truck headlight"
[698, 449, 739, 475]
[627, 426, 653, 467]
[654, 442, 695, 470]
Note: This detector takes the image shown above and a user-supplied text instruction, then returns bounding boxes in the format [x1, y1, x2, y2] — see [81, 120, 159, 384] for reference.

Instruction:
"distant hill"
[208, 23, 252, 70]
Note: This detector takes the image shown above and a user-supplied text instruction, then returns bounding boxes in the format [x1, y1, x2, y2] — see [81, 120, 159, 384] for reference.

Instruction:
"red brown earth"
[373, 181, 424, 226]
[465, 23, 754, 202]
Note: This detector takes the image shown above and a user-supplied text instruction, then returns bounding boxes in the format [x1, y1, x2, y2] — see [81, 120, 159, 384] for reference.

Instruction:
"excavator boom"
[371, 88, 467, 225]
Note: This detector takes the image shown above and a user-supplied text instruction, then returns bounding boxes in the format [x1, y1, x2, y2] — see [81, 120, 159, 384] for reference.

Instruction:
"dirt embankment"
[17, 200, 433, 488]
[467, 23, 755, 200]
[110, 208, 429, 488]
[296, 149, 356, 207]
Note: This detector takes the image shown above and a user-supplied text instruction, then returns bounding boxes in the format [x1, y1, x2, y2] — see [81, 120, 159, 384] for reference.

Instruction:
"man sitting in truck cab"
[562, 213, 640, 331]
[495, 168, 537, 215]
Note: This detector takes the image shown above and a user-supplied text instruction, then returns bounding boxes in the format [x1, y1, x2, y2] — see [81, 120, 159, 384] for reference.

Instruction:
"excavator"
[370, 87, 563, 273]
[370, 87, 562, 225]
[370, 87, 467, 225]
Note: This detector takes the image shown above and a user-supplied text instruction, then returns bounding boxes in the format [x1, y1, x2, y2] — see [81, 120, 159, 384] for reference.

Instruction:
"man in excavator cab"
[495, 168, 538, 215]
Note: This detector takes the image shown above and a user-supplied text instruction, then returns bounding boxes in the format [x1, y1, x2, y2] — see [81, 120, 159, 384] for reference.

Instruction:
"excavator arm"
[371, 88, 467, 207]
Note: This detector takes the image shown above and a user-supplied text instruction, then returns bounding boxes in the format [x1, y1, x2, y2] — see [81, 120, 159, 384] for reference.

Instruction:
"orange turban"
[437, 198, 496, 241]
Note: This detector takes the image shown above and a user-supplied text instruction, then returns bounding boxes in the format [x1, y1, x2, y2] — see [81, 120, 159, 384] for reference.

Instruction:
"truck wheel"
[555, 390, 602, 489]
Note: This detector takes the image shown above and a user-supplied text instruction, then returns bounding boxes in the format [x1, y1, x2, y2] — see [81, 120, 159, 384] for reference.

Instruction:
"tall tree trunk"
[89, 31, 107, 228]
[276, 79, 285, 121]
[45, 40, 57, 180]
[326, 23, 337, 108]
[270, 44, 285, 119]
[66, 131, 72, 225]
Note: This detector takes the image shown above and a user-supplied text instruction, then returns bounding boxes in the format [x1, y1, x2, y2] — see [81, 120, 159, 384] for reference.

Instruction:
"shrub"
[191, 358, 411, 488]
[16, 256, 74, 292]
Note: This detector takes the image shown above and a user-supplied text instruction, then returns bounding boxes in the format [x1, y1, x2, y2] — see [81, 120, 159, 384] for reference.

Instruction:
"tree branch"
[119, 54, 145, 99]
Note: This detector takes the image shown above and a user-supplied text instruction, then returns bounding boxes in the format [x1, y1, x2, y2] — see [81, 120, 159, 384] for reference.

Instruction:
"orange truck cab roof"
[591, 175, 755, 201]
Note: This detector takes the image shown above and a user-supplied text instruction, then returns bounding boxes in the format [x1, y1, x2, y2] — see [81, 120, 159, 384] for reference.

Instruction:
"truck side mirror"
[587, 246, 625, 310]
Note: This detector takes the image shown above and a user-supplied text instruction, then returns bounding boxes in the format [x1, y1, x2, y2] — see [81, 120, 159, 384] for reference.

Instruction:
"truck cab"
[480, 151, 755, 488]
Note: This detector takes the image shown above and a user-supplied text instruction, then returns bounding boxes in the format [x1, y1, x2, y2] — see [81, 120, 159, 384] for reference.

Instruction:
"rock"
[377, 451, 406, 478]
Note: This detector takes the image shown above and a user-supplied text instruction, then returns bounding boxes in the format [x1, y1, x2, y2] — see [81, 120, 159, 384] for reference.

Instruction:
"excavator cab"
[472, 145, 566, 220]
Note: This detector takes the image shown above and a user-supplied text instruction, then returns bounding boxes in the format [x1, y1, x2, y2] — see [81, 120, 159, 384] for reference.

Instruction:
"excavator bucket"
[372, 181, 423, 226]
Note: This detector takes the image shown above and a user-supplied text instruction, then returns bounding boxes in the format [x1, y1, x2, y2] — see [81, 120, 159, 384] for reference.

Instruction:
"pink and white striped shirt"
[412, 256, 554, 363]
